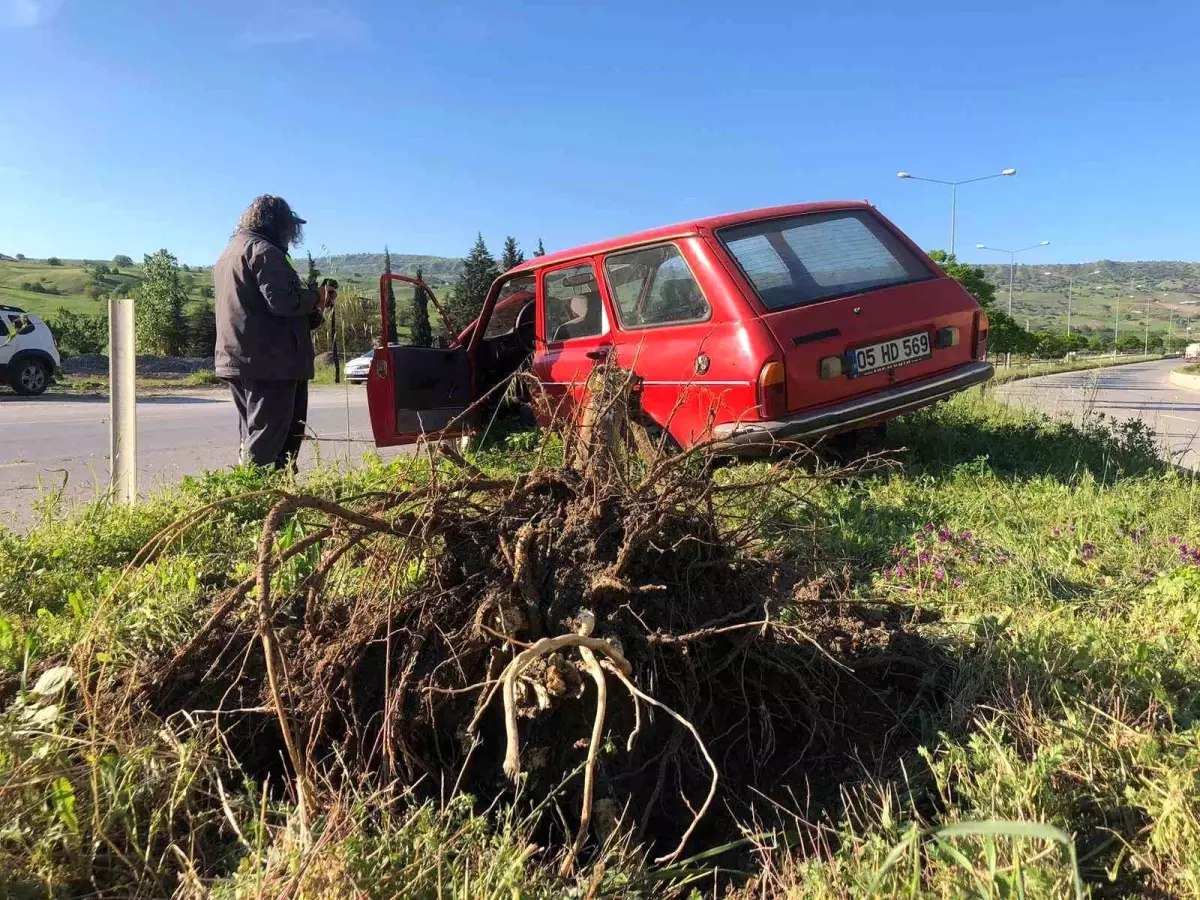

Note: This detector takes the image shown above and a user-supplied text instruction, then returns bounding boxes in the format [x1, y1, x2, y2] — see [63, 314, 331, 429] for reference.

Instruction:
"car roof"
[509, 200, 873, 274]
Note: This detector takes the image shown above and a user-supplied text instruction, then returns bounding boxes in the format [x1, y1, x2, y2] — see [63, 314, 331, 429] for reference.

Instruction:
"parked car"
[1186, 342, 1200, 362]
[366, 201, 993, 450]
[0, 305, 60, 396]
[344, 348, 374, 383]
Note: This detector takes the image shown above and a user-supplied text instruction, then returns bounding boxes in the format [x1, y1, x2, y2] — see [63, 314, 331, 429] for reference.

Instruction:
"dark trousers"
[226, 378, 309, 471]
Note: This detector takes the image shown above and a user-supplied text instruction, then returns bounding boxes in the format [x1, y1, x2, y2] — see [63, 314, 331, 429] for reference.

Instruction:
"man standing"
[214, 195, 335, 470]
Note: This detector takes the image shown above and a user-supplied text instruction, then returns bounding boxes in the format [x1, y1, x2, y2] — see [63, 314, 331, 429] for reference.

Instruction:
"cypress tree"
[501, 236, 524, 271]
[383, 246, 398, 344]
[411, 265, 434, 348]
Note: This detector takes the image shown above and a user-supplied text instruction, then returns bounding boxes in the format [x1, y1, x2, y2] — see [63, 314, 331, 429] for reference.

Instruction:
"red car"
[367, 201, 992, 451]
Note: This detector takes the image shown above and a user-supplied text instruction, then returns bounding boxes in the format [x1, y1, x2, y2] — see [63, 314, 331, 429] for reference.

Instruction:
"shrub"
[46, 307, 108, 356]
[46, 257, 62, 266]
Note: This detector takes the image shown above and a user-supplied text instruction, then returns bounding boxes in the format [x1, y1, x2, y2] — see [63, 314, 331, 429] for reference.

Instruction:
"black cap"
[292, 211, 307, 225]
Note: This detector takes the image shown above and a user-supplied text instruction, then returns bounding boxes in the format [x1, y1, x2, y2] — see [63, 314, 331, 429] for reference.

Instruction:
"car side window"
[603, 244, 710, 329]
[543, 263, 607, 343]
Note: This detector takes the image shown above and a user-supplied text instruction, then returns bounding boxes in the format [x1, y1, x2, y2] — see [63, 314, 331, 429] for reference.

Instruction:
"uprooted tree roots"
[129, 366, 947, 872]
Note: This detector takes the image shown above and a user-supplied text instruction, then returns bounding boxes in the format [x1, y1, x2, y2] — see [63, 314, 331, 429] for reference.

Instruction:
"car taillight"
[972, 312, 988, 360]
[757, 361, 787, 419]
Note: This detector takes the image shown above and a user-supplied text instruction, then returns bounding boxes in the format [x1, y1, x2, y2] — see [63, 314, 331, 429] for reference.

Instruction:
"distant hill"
[315, 253, 463, 285]
[972, 260, 1200, 336]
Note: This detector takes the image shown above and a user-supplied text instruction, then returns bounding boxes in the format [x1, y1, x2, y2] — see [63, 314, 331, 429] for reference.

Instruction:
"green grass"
[0, 258, 213, 319]
[3, 391, 1200, 895]
[53, 370, 222, 394]
[1178, 363, 1200, 377]
[991, 352, 1162, 384]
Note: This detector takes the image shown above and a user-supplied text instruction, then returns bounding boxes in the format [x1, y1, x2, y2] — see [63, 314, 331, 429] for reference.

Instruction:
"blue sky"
[2, 0, 1197, 266]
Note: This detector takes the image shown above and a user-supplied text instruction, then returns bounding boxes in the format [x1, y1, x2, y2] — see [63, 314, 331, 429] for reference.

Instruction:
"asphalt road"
[994, 358, 1200, 469]
[2, 359, 1197, 529]
[0, 384, 403, 528]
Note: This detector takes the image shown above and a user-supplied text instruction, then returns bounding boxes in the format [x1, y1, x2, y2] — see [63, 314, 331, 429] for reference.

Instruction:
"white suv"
[0, 305, 60, 395]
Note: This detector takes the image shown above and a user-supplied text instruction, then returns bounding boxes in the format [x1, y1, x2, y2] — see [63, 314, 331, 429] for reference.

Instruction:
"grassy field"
[2, 389, 1200, 896]
[0, 258, 214, 318]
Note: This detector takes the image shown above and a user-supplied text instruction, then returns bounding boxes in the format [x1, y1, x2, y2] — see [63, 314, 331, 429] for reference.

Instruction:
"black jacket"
[213, 229, 321, 380]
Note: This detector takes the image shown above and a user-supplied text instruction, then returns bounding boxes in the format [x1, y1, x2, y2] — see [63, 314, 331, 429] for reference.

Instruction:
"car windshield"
[718, 210, 933, 311]
[482, 274, 536, 340]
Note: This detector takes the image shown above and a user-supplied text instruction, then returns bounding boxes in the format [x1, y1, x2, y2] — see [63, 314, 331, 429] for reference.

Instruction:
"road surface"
[3, 359, 1197, 529]
[994, 358, 1200, 469]
[0, 384, 406, 528]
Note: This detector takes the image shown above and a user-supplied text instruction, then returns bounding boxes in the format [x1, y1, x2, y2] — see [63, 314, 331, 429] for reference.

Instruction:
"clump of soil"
[138, 367, 947, 865]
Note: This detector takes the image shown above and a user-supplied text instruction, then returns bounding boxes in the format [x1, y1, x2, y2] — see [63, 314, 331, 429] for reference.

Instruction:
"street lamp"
[1115, 283, 1144, 357]
[1043, 269, 1101, 337]
[976, 241, 1051, 316]
[897, 168, 1016, 256]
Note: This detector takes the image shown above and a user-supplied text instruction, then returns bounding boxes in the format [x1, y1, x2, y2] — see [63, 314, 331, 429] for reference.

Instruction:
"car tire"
[12, 359, 49, 396]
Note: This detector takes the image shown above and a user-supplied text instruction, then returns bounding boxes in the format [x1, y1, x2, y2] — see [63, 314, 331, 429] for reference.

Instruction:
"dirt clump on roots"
[135, 367, 948, 870]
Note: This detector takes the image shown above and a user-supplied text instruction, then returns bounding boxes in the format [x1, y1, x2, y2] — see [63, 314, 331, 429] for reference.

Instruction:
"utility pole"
[109, 298, 137, 504]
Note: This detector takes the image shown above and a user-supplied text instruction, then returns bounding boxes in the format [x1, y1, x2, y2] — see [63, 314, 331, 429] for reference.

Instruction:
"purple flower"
[1080, 542, 1097, 561]
[934, 567, 946, 581]
[971, 554, 981, 564]
[938, 528, 953, 543]
[1169, 536, 1179, 545]
[925, 523, 935, 533]
[918, 551, 931, 564]
[959, 530, 973, 542]
[1068, 524, 1077, 534]
[892, 564, 906, 577]
[953, 576, 964, 587]
[1052, 528, 1062, 538]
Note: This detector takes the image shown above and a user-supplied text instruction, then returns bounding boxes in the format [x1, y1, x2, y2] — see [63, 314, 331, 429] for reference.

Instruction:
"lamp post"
[897, 168, 1016, 257]
[976, 241, 1051, 317]
[1115, 283, 1144, 357]
[1043, 269, 1101, 337]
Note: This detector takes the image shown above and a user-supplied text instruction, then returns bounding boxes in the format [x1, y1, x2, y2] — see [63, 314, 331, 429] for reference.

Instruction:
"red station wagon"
[366, 201, 993, 451]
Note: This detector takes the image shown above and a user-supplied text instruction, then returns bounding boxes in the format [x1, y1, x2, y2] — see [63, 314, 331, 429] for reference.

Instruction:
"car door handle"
[585, 347, 613, 361]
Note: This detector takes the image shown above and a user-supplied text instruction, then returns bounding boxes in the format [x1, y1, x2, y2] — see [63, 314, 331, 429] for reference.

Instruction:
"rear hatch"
[716, 208, 981, 414]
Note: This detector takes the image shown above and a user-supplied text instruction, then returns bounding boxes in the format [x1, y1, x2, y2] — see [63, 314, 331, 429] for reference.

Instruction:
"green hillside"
[0, 258, 214, 318]
[976, 260, 1200, 338]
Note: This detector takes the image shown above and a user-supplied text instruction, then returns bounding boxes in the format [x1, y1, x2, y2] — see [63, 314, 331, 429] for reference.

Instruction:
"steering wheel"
[514, 299, 536, 352]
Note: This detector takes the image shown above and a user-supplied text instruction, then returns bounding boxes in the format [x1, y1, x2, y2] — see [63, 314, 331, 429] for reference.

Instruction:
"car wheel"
[12, 359, 49, 396]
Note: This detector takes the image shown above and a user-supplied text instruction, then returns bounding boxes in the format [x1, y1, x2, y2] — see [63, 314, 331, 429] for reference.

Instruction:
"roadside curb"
[1169, 368, 1200, 392]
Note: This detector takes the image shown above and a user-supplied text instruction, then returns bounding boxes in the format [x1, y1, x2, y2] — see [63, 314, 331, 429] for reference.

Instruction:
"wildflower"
[918, 551, 930, 564]
[1068, 524, 1077, 534]
[938, 528, 953, 543]
[953, 576, 964, 587]
[924, 523, 935, 533]
[1169, 536, 1179, 545]
[1052, 527, 1061, 538]
[1080, 542, 1096, 561]
[892, 564, 906, 578]
[934, 567, 946, 581]
[959, 530, 973, 542]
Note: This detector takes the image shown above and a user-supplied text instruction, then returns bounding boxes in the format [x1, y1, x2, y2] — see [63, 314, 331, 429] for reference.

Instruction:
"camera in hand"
[320, 277, 339, 307]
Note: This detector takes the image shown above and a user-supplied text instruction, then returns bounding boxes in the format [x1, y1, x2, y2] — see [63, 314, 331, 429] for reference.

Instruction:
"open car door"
[367, 273, 475, 447]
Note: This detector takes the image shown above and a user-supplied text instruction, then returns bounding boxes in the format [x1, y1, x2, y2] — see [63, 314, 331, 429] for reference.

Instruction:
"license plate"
[851, 331, 931, 376]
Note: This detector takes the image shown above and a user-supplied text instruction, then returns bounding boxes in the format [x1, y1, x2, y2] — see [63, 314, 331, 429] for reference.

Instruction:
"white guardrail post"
[109, 298, 137, 504]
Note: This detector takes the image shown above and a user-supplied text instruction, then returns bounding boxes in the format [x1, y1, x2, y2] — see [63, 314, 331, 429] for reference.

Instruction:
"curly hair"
[237, 194, 303, 247]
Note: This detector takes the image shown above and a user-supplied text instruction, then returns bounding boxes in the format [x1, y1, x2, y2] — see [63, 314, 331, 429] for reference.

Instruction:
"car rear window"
[717, 210, 934, 311]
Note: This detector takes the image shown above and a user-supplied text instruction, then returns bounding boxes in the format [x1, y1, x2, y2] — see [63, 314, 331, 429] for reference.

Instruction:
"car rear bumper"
[712, 360, 993, 449]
